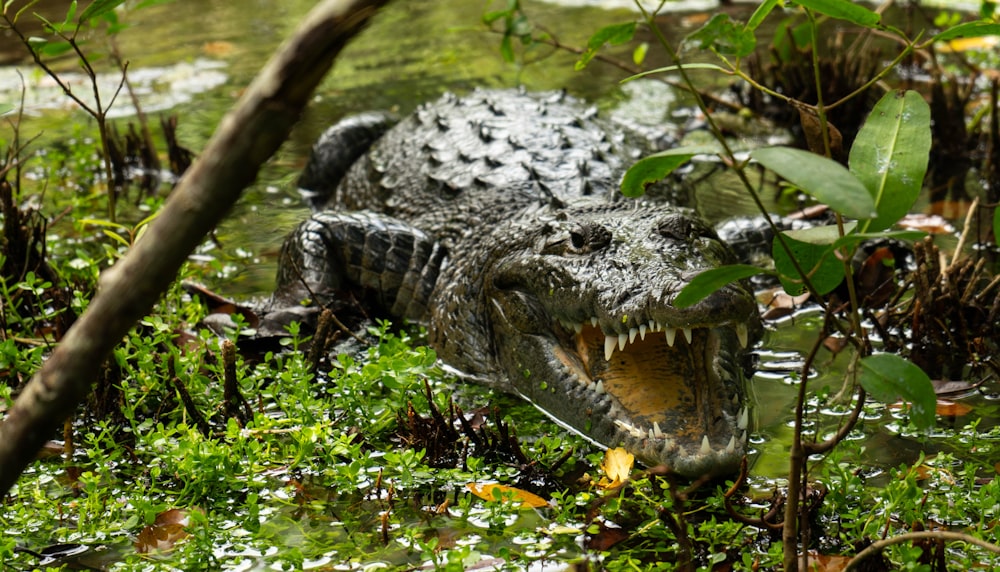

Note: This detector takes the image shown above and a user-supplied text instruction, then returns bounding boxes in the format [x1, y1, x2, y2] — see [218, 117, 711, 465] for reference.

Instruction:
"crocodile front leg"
[277, 211, 447, 322]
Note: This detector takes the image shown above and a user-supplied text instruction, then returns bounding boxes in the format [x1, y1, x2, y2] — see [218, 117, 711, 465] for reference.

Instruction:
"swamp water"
[3, 0, 999, 569]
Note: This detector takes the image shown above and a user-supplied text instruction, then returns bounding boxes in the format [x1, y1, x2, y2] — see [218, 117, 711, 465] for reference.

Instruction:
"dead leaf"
[931, 378, 986, 397]
[934, 400, 972, 417]
[585, 521, 629, 551]
[598, 447, 634, 489]
[202, 41, 235, 57]
[806, 551, 853, 571]
[466, 483, 548, 509]
[760, 288, 811, 321]
[939, 35, 1000, 53]
[135, 508, 203, 554]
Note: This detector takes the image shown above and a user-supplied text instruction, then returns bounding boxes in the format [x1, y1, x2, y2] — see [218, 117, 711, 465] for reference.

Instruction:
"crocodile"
[278, 88, 760, 477]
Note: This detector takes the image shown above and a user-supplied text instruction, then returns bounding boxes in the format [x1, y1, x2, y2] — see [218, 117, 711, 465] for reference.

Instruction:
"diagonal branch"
[0, 0, 391, 498]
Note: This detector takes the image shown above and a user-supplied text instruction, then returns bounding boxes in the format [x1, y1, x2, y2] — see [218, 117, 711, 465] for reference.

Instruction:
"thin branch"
[844, 531, 1000, 571]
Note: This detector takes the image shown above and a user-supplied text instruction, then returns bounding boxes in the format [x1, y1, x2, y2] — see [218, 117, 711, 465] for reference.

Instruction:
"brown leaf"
[759, 288, 811, 321]
[806, 551, 853, 571]
[466, 483, 548, 509]
[934, 400, 972, 417]
[798, 108, 844, 161]
[135, 508, 203, 554]
[586, 521, 629, 551]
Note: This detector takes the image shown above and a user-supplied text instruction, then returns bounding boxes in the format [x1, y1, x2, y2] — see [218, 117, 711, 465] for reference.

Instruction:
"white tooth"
[682, 328, 693, 344]
[700, 435, 711, 456]
[726, 435, 736, 454]
[573, 322, 583, 334]
[653, 422, 664, 439]
[732, 393, 740, 406]
[639, 324, 647, 340]
[738, 407, 749, 430]
[736, 323, 749, 348]
[665, 328, 677, 347]
[633, 427, 645, 438]
[591, 317, 599, 327]
[648, 428, 655, 441]
[618, 333, 628, 351]
[629, 327, 638, 344]
[649, 319, 657, 332]
[604, 336, 617, 361]
[741, 430, 748, 443]
[657, 321, 665, 332]
[595, 379, 605, 395]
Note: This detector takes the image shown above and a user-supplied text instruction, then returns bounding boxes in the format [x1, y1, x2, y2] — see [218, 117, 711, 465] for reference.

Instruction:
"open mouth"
[550, 316, 751, 470]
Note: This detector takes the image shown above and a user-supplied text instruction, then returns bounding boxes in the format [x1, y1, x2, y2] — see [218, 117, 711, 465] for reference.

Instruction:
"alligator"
[278, 88, 761, 477]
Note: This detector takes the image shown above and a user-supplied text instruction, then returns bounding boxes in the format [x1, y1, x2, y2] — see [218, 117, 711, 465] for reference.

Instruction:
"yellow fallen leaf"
[598, 447, 634, 489]
[466, 483, 548, 508]
[940, 36, 999, 53]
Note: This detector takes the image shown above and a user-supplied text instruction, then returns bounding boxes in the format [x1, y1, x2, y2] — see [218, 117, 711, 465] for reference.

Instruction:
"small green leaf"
[859, 354, 936, 430]
[673, 264, 768, 309]
[576, 22, 635, 71]
[685, 13, 756, 57]
[932, 21, 1000, 42]
[78, 0, 126, 23]
[632, 42, 648, 65]
[746, 0, 780, 31]
[500, 34, 514, 63]
[794, 0, 881, 27]
[0, 103, 14, 115]
[621, 145, 717, 198]
[850, 90, 931, 233]
[772, 231, 844, 296]
[752, 147, 876, 220]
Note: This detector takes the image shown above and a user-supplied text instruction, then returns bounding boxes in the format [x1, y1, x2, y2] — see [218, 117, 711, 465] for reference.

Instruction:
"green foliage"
[859, 354, 936, 430]
[672, 264, 767, 308]
[619, 145, 713, 198]
[850, 90, 931, 233]
[576, 22, 635, 70]
[750, 147, 876, 220]
[685, 13, 755, 57]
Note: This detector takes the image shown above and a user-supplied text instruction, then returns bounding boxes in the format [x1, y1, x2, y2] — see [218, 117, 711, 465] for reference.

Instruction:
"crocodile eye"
[658, 214, 715, 242]
[541, 223, 611, 255]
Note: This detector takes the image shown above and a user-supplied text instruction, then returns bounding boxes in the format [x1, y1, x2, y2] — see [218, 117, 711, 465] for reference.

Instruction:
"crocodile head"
[434, 200, 760, 478]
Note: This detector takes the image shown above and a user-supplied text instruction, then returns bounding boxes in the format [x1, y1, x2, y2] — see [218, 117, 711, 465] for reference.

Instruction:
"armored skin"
[278, 88, 760, 477]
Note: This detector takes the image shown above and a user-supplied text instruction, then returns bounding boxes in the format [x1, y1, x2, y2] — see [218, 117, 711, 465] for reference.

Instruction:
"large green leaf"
[771, 229, 844, 296]
[859, 354, 936, 430]
[932, 21, 1000, 42]
[673, 264, 768, 309]
[850, 90, 931, 233]
[751, 147, 876, 220]
[793, 0, 881, 27]
[620, 145, 716, 198]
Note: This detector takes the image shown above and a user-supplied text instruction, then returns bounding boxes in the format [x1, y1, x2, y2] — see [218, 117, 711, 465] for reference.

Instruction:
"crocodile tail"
[298, 111, 398, 211]
[277, 211, 446, 323]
